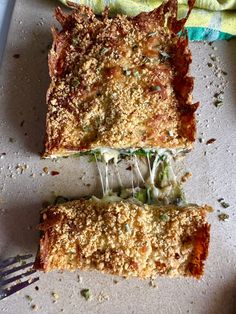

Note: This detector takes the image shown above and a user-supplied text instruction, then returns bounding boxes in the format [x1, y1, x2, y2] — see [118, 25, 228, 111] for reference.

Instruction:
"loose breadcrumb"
[181, 172, 192, 183]
[98, 291, 110, 303]
[51, 292, 59, 303]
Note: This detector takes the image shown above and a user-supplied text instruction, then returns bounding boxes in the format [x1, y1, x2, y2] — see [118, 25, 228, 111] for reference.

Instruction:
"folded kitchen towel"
[58, 0, 236, 41]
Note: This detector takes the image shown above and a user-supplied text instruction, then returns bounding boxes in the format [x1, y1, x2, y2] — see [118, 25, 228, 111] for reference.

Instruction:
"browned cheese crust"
[34, 198, 211, 279]
[44, 0, 198, 157]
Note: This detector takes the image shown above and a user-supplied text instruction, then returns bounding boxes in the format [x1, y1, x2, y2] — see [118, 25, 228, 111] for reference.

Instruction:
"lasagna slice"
[44, 0, 197, 158]
[34, 197, 211, 279]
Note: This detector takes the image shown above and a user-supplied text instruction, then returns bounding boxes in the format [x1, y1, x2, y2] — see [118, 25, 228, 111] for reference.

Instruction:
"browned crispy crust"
[34, 199, 210, 279]
[188, 224, 210, 278]
[43, 0, 197, 157]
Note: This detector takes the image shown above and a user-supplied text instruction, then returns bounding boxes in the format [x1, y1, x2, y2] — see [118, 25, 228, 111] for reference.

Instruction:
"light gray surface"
[0, 0, 236, 313]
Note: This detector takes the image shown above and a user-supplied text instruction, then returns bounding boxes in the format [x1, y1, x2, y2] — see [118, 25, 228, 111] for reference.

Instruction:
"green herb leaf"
[214, 101, 223, 108]
[83, 125, 91, 132]
[88, 155, 97, 162]
[54, 196, 69, 205]
[134, 149, 148, 156]
[134, 189, 147, 204]
[218, 213, 229, 221]
[217, 198, 230, 208]
[72, 79, 80, 88]
[81, 289, 91, 301]
[172, 184, 186, 206]
[133, 70, 140, 79]
[150, 85, 161, 92]
[221, 201, 230, 208]
[166, 267, 172, 274]
[89, 151, 102, 162]
[100, 47, 110, 55]
[157, 160, 170, 186]
[160, 213, 170, 222]
[72, 153, 82, 157]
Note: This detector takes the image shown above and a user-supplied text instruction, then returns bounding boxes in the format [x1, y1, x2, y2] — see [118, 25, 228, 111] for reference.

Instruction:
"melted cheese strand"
[93, 148, 183, 205]
[104, 162, 110, 195]
[149, 154, 161, 185]
[95, 154, 105, 196]
[114, 163, 123, 188]
[134, 155, 146, 185]
[99, 148, 119, 164]
[167, 155, 176, 183]
[131, 162, 135, 197]
[146, 153, 152, 180]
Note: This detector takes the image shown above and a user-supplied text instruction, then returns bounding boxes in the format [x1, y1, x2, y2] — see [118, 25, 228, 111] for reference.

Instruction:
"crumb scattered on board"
[149, 277, 157, 288]
[206, 138, 216, 145]
[98, 291, 110, 303]
[218, 198, 230, 208]
[218, 213, 229, 221]
[80, 289, 91, 301]
[181, 172, 192, 183]
[77, 274, 83, 283]
[51, 292, 59, 303]
[31, 304, 38, 311]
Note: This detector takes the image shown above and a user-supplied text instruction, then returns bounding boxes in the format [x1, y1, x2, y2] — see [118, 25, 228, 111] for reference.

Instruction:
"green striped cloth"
[58, 0, 236, 41]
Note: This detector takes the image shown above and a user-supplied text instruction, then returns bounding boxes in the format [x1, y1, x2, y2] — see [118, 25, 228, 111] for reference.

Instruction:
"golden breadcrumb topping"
[44, 1, 198, 157]
[35, 199, 211, 279]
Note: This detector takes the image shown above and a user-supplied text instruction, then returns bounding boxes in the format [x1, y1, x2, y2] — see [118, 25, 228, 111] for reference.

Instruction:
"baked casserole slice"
[34, 198, 211, 279]
[44, 0, 197, 158]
